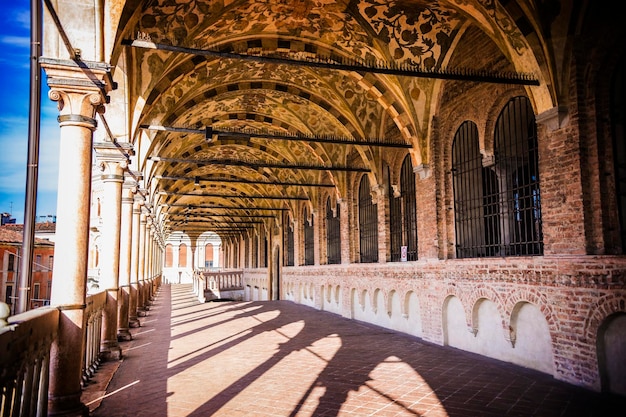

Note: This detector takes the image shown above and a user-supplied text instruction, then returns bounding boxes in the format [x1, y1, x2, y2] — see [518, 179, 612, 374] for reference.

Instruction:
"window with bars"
[452, 96, 543, 258]
[285, 213, 295, 266]
[253, 235, 259, 268]
[612, 57, 626, 250]
[389, 156, 418, 261]
[244, 237, 250, 268]
[326, 198, 341, 264]
[261, 237, 268, 268]
[359, 175, 379, 263]
[304, 208, 315, 265]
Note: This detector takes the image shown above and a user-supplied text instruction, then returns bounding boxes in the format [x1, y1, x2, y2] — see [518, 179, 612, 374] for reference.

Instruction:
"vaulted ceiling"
[107, 0, 559, 240]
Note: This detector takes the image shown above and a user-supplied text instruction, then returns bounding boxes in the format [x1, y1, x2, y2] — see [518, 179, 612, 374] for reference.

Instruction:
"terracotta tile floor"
[86, 284, 626, 417]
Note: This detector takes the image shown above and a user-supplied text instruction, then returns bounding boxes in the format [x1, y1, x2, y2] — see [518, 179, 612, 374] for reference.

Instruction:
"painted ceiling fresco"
[116, 0, 543, 238]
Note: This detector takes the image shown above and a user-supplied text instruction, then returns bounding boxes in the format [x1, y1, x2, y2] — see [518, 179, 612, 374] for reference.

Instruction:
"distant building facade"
[0, 226, 55, 314]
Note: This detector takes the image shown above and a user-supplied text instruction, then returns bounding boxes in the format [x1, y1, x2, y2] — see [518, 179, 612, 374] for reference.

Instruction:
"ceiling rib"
[163, 203, 287, 211]
[168, 214, 276, 219]
[155, 175, 336, 188]
[140, 125, 412, 148]
[149, 156, 369, 172]
[159, 191, 308, 200]
[123, 39, 540, 86]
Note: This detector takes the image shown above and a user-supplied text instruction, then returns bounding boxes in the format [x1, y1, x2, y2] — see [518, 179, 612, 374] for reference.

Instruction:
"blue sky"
[0, 3, 59, 223]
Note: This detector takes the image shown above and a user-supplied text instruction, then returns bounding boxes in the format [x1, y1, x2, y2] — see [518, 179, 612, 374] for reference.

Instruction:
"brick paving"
[89, 284, 626, 417]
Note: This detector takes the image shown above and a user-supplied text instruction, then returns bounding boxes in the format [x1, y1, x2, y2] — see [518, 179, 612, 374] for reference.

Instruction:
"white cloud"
[15, 11, 30, 29]
[0, 35, 30, 48]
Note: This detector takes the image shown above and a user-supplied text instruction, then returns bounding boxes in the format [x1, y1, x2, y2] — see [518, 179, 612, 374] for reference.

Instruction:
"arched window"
[284, 212, 294, 266]
[453, 97, 543, 258]
[494, 96, 543, 255]
[165, 244, 174, 267]
[359, 175, 378, 263]
[304, 207, 314, 265]
[179, 243, 187, 267]
[453, 121, 499, 258]
[389, 156, 418, 261]
[612, 57, 626, 250]
[205, 243, 213, 268]
[326, 198, 341, 264]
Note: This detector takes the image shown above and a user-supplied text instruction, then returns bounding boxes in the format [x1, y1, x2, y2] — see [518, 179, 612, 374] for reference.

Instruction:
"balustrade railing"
[1, 303, 59, 417]
[193, 269, 243, 302]
[83, 291, 106, 384]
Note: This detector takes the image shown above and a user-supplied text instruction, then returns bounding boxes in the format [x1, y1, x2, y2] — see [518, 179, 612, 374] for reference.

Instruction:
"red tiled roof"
[0, 226, 54, 246]
[2, 222, 56, 232]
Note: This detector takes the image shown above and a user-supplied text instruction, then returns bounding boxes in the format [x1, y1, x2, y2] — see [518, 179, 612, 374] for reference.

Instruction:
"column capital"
[94, 142, 133, 172]
[40, 58, 114, 124]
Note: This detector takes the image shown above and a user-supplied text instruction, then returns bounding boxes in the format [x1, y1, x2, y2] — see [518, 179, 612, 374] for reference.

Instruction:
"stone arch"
[583, 293, 626, 342]
[468, 286, 507, 336]
[505, 287, 557, 343]
[597, 312, 626, 396]
[442, 294, 471, 347]
[483, 89, 533, 157]
[509, 301, 555, 374]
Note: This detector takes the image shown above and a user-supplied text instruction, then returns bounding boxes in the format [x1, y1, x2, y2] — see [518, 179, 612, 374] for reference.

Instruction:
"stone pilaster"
[338, 198, 350, 264]
[312, 209, 320, 266]
[373, 184, 387, 263]
[94, 143, 128, 361]
[41, 58, 113, 417]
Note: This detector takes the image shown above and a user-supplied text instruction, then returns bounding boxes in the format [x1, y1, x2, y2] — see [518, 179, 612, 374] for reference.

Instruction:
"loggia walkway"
[87, 284, 626, 417]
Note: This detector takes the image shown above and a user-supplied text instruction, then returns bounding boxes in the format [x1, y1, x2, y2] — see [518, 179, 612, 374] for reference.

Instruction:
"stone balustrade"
[193, 269, 244, 302]
[1, 302, 59, 417]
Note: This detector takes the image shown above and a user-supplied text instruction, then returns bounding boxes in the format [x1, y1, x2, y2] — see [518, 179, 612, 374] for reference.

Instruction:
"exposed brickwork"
[268, 256, 626, 391]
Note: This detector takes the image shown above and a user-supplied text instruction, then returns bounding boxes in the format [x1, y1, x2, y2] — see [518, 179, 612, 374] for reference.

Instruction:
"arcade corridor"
[88, 284, 626, 417]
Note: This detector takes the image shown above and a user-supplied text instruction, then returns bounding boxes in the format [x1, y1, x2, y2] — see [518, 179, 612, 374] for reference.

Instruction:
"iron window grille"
[359, 175, 379, 263]
[389, 156, 418, 261]
[261, 237, 268, 268]
[326, 198, 341, 264]
[285, 213, 294, 266]
[453, 96, 543, 258]
[304, 208, 315, 265]
[244, 238, 250, 268]
[253, 235, 259, 268]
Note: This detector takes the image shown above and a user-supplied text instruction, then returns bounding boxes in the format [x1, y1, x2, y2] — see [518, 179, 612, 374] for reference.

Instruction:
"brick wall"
[271, 256, 626, 391]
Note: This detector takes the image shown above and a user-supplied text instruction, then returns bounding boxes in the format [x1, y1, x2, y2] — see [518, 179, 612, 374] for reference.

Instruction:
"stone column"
[117, 174, 136, 341]
[137, 210, 147, 316]
[94, 143, 127, 361]
[148, 223, 155, 300]
[41, 58, 113, 417]
[128, 194, 142, 327]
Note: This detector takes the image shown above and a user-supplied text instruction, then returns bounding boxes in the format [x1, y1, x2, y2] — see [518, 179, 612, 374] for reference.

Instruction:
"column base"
[48, 392, 89, 417]
[99, 340, 123, 361]
[137, 309, 147, 317]
[129, 316, 141, 328]
[117, 328, 133, 342]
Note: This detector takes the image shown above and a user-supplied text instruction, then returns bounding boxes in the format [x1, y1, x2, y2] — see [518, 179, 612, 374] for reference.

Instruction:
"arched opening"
[597, 312, 626, 396]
